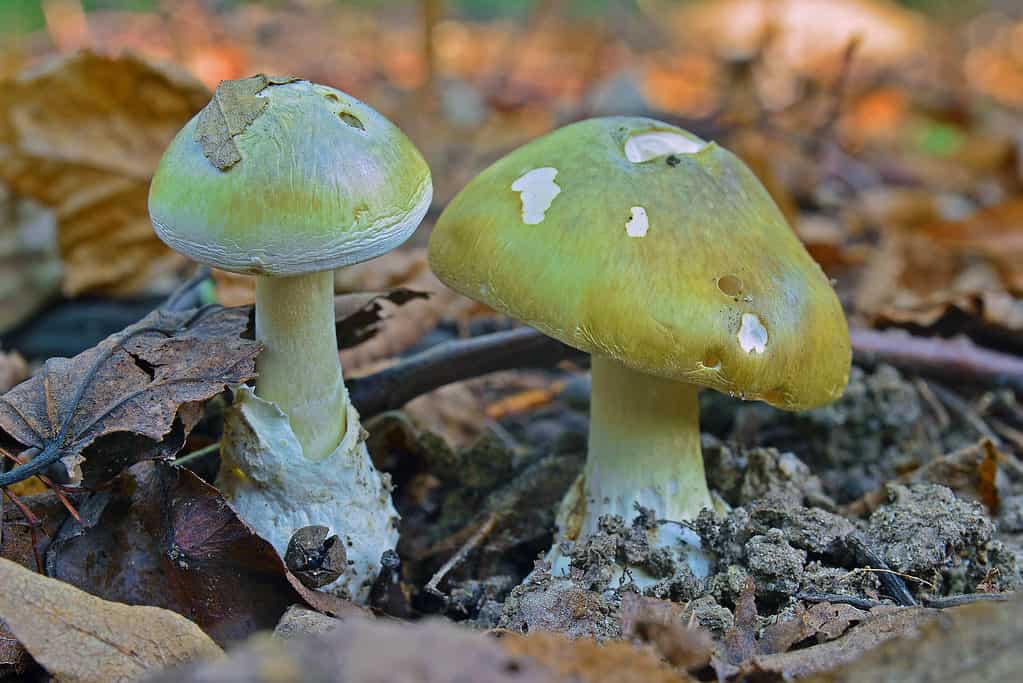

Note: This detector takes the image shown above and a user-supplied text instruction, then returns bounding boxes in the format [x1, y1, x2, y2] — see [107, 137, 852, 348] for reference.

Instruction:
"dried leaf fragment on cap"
[194, 74, 298, 170]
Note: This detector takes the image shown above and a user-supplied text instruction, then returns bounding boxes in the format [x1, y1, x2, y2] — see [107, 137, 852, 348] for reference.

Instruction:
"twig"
[927, 381, 1002, 446]
[348, 326, 1023, 419]
[850, 329, 1023, 392]
[424, 511, 501, 599]
[173, 442, 221, 468]
[796, 592, 882, 610]
[923, 593, 1015, 609]
[348, 327, 581, 418]
[842, 567, 937, 591]
[843, 535, 917, 607]
[798, 591, 1016, 610]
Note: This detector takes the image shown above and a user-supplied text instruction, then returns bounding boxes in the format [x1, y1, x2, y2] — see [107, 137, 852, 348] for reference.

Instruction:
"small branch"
[796, 592, 882, 610]
[348, 327, 581, 417]
[923, 593, 1014, 609]
[850, 328, 1023, 391]
[424, 511, 501, 599]
[348, 326, 1023, 419]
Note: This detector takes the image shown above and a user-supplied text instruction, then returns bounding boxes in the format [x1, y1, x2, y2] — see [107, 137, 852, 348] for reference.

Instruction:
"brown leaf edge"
[0, 305, 257, 488]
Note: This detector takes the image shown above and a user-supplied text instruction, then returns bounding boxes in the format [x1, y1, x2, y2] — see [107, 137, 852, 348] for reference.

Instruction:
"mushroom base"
[546, 356, 714, 583]
[218, 386, 399, 604]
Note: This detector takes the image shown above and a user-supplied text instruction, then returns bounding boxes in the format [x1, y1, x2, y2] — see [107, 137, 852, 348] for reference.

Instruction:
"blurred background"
[1, 0, 1022, 394]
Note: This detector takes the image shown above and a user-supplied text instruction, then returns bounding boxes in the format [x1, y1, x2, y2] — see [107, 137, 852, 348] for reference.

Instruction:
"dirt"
[391, 363, 1023, 652]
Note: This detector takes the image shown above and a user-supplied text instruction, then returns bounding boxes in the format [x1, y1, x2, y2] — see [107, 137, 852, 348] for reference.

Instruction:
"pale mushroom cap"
[428, 117, 850, 410]
[149, 77, 432, 275]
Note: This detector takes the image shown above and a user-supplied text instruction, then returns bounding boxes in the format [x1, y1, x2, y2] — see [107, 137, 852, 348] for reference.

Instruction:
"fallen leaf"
[47, 460, 362, 645]
[843, 438, 1006, 517]
[0, 556, 222, 683]
[501, 631, 695, 683]
[148, 617, 563, 683]
[722, 576, 759, 666]
[619, 593, 714, 671]
[0, 305, 258, 487]
[740, 606, 939, 679]
[802, 595, 1023, 682]
[0, 184, 61, 332]
[758, 601, 869, 654]
[0, 349, 28, 393]
[0, 51, 209, 295]
[334, 288, 432, 351]
[336, 248, 484, 373]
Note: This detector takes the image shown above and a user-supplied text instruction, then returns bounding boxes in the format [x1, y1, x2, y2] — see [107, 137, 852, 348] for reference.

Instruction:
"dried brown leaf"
[843, 438, 1005, 517]
[802, 596, 1023, 682]
[0, 306, 258, 487]
[759, 601, 869, 655]
[0, 349, 28, 393]
[0, 556, 222, 683]
[501, 631, 694, 683]
[0, 51, 209, 295]
[194, 75, 297, 170]
[336, 248, 484, 373]
[740, 606, 940, 679]
[619, 593, 714, 670]
[0, 185, 61, 332]
[48, 460, 363, 645]
[335, 288, 431, 351]
[149, 617, 563, 683]
[723, 576, 759, 666]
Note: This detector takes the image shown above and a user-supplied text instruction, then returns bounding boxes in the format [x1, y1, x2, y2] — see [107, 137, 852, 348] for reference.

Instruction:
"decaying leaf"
[0, 51, 209, 295]
[0, 349, 28, 393]
[844, 438, 1006, 517]
[619, 593, 714, 671]
[722, 577, 759, 666]
[0, 184, 61, 332]
[802, 595, 1023, 682]
[194, 74, 297, 170]
[336, 248, 485, 373]
[501, 631, 695, 683]
[334, 288, 432, 351]
[148, 617, 563, 683]
[0, 556, 222, 683]
[0, 305, 258, 487]
[739, 606, 940, 679]
[758, 601, 870, 654]
[47, 460, 362, 645]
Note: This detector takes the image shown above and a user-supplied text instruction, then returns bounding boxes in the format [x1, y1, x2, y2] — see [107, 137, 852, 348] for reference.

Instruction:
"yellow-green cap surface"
[428, 117, 850, 410]
[149, 76, 432, 275]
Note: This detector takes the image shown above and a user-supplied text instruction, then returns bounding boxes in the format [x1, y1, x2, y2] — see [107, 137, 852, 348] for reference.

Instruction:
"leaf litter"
[3, 1, 1023, 681]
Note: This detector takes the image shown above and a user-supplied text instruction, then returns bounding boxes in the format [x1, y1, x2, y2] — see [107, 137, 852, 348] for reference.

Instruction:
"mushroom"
[428, 117, 849, 580]
[149, 75, 432, 600]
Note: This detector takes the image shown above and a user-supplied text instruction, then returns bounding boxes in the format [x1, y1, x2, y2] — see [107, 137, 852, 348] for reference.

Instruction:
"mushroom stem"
[255, 271, 346, 461]
[583, 355, 712, 535]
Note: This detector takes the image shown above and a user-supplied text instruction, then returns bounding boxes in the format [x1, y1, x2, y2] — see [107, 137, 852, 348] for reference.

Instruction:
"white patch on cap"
[626, 206, 649, 237]
[511, 167, 561, 225]
[625, 131, 707, 163]
[738, 313, 768, 354]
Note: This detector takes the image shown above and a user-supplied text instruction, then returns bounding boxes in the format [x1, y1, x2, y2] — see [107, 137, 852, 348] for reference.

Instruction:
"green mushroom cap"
[428, 116, 850, 410]
[149, 75, 432, 275]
